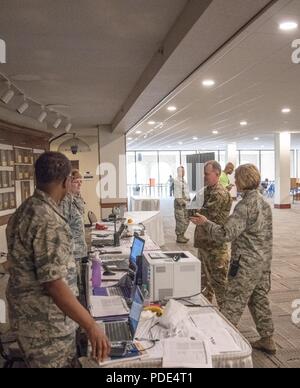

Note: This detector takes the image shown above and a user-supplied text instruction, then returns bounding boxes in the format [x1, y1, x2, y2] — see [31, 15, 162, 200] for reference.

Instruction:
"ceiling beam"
[112, 0, 278, 135]
[111, 0, 213, 133]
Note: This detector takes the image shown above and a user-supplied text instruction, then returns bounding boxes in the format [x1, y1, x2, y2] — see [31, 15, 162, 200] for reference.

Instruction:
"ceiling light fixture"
[202, 79, 215, 87]
[240, 121, 248, 126]
[281, 108, 291, 114]
[136, 130, 142, 135]
[148, 121, 156, 125]
[58, 133, 91, 155]
[178, 141, 183, 145]
[128, 137, 133, 141]
[212, 130, 219, 135]
[167, 106, 177, 112]
[17, 98, 29, 114]
[38, 109, 47, 123]
[53, 117, 62, 129]
[0, 84, 15, 104]
[279, 21, 298, 31]
[65, 123, 72, 133]
[193, 137, 198, 140]
[254, 137, 259, 141]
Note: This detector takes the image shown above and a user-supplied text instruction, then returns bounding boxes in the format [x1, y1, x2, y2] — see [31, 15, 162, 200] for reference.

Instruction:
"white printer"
[142, 251, 201, 302]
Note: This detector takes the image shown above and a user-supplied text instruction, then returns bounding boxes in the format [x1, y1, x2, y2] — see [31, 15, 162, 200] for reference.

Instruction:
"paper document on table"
[189, 314, 241, 354]
[162, 338, 212, 368]
[90, 296, 129, 318]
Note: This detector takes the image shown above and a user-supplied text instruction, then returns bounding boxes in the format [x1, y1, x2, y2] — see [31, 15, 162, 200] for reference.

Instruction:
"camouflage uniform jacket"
[174, 177, 190, 208]
[194, 183, 232, 249]
[203, 190, 273, 271]
[6, 189, 78, 338]
[60, 193, 87, 259]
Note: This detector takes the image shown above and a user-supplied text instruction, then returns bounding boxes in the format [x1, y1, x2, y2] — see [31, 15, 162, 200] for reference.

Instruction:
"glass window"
[158, 151, 181, 184]
[240, 151, 260, 169]
[261, 151, 275, 181]
[219, 151, 226, 170]
[291, 150, 295, 178]
[136, 151, 158, 186]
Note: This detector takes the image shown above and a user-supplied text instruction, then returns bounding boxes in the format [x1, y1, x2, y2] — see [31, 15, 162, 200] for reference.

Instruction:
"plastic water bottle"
[91, 252, 102, 288]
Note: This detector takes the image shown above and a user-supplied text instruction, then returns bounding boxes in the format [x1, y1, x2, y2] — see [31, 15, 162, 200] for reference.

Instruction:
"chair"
[0, 332, 25, 368]
[87, 211, 98, 226]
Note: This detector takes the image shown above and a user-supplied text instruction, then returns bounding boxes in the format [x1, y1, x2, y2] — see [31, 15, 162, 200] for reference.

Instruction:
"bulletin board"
[0, 121, 51, 226]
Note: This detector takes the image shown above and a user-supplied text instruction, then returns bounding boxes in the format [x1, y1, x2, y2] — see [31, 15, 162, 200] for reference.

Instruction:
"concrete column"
[98, 126, 127, 218]
[226, 142, 238, 167]
[275, 132, 291, 209]
[226, 143, 238, 199]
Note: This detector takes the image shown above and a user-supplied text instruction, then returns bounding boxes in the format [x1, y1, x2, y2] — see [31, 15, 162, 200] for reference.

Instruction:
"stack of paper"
[90, 296, 129, 319]
[162, 338, 212, 368]
[189, 313, 241, 354]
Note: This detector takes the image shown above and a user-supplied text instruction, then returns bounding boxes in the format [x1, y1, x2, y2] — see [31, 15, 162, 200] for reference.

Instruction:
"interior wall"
[98, 127, 127, 218]
[51, 134, 101, 220]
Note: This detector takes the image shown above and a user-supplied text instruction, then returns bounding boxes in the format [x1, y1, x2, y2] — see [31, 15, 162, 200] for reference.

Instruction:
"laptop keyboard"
[109, 287, 131, 299]
[108, 287, 123, 296]
[105, 322, 132, 342]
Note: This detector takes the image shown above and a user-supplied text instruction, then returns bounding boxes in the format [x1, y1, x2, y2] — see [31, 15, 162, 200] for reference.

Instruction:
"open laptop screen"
[129, 286, 144, 337]
[129, 236, 145, 266]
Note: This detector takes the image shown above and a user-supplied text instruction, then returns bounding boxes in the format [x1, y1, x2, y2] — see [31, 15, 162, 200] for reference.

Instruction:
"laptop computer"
[103, 236, 145, 271]
[92, 223, 126, 247]
[94, 237, 145, 299]
[100, 286, 144, 343]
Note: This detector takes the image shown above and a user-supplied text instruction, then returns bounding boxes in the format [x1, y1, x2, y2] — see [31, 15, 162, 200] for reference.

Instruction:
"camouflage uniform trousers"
[75, 257, 88, 306]
[18, 333, 78, 368]
[174, 202, 190, 237]
[221, 268, 274, 338]
[198, 246, 229, 308]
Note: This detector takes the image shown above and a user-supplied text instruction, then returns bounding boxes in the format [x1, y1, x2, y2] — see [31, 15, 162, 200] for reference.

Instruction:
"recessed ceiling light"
[281, 108, 291, 114]
[178, 141, 183, 145]
[136, 130, 142, 134]
[128, 137, 133, 141]
[279, 21, 298, 31]
[148, 121, 156, 125]
[240, 121, 248, 126]
[202, 79, 215, 87]
[193, 137, 198, 140]
[167, 106, 177, 112]
[212, 130, 219, 135]
[254, 137, 259, 141]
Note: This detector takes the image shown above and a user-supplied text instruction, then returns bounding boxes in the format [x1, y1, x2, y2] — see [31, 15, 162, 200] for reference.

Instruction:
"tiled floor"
[1, 198, 300, 368]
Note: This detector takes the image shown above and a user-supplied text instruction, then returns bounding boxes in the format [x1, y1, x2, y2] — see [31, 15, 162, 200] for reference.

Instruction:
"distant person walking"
[168, 175, 175, 197]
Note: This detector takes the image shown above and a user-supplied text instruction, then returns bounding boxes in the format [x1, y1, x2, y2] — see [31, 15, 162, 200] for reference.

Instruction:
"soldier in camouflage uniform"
[60, 170, 87, 303]
[192, 164, 276, 355]
[174, 166, 190, 243]
[192, 161, 232, 308]
[6, 152, 110, 368]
